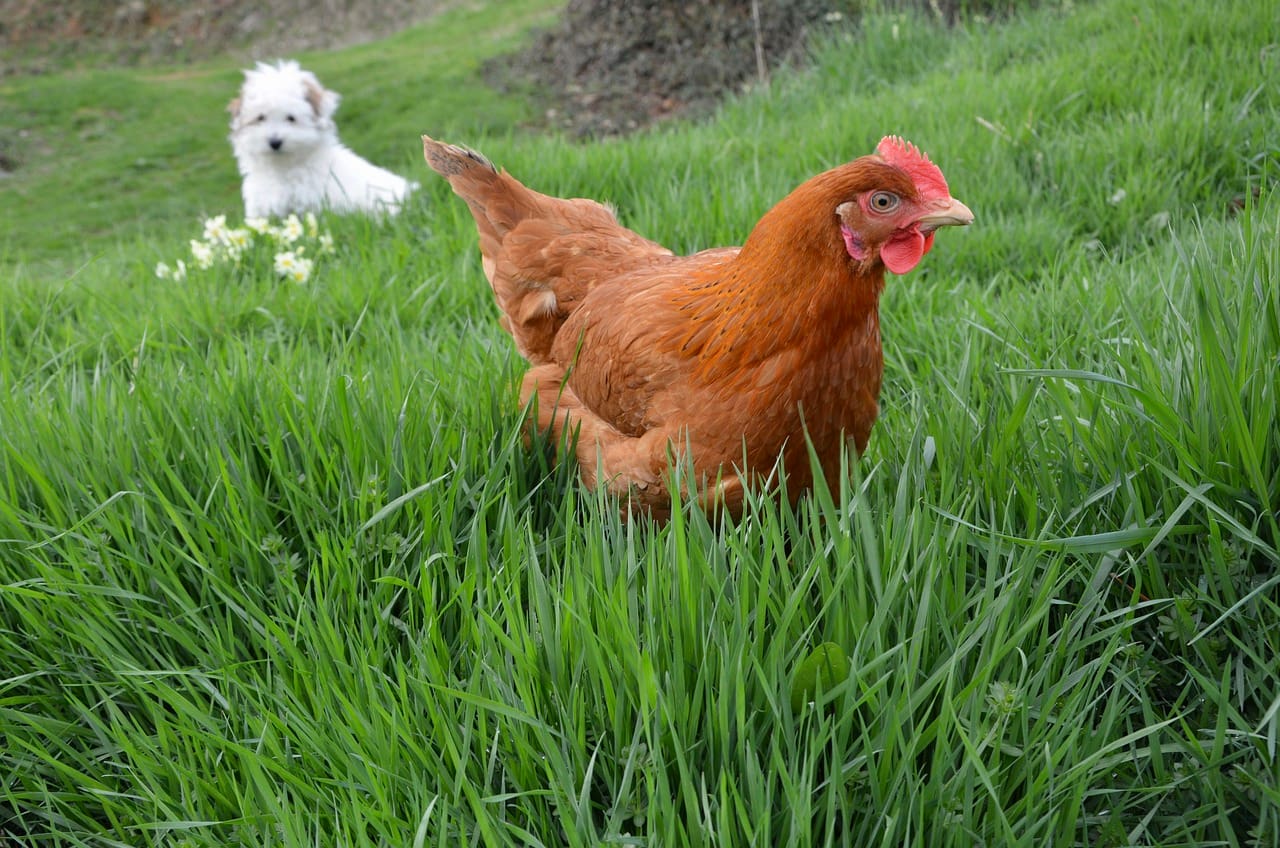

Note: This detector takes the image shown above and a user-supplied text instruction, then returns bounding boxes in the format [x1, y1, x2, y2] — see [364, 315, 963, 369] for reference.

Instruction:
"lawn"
[1, 0, 1278, 844]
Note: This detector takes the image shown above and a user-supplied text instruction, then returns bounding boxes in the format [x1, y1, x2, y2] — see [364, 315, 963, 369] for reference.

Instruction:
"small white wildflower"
[224, 228, 252, 261]
[1108, 188, 1127, 205]
[288, 256, 314, 284]
[274, 250, 300, 276]
[202, 214, 229, 244]
[318, 232, 335, 254]
[274, 251, 313, 283]
[155, 261, 172, 280]
[824, 11, 844, 22]
[305, 212, 319, 238]
[172, 259, 187, 281]
[190, 239, 216, 270]
[279, 214, 304, 243]
[245, 216, 272, 235]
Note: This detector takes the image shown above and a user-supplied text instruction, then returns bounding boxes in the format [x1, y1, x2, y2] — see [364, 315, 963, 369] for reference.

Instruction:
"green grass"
[2, 0, 1279, 844]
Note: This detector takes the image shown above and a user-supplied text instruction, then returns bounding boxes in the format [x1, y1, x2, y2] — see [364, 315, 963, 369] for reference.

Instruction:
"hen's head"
[798, 136, 973, 275]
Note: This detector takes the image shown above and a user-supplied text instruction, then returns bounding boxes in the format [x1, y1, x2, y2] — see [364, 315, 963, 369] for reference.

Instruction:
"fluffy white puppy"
[229, 60, 415, 218]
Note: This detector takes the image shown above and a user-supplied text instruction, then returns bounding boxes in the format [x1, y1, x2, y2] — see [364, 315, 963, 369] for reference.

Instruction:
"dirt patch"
[486, 0, 853, 137]
[489, 0, 1037, 138]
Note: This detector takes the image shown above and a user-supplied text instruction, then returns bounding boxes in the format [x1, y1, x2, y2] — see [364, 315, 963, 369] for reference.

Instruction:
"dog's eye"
[286, 115, 296, 123]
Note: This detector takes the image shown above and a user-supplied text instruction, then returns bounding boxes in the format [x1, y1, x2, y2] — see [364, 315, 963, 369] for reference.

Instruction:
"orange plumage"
[423, 135, 972, 517]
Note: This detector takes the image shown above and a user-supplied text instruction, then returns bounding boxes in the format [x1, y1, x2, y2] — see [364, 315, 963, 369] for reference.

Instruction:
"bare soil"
[489, 0, 1025, 137]
[488, 0, 855, 137]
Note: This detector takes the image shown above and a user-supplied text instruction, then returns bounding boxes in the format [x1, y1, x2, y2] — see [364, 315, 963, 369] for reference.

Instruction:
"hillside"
[1, 0, 1278, 844]
[0, 0, 563, 269]
[0, 0, 459, 72]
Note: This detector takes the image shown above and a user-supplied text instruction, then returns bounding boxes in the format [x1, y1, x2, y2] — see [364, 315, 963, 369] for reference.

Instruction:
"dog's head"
[228, 60, 340, 159]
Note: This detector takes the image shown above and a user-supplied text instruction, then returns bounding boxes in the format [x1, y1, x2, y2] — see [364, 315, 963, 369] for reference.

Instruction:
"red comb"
[877, 136, 950, 201]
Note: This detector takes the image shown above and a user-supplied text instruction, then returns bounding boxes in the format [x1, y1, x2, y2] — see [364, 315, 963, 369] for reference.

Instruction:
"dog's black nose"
[269, 137, 283, 151]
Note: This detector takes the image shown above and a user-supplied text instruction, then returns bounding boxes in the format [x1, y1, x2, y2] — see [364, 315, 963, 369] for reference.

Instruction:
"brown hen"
[423, 135, 972, 517]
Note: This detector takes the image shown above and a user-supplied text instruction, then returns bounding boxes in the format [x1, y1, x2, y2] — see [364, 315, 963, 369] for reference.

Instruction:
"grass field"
[2, 0, 1279, 844]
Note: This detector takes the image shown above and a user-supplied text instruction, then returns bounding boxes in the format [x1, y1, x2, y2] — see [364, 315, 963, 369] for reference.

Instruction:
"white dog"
[229, 60, 415, 218]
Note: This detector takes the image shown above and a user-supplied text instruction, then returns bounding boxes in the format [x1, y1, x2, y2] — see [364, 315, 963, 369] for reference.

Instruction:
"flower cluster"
[155, 213, 335, 284]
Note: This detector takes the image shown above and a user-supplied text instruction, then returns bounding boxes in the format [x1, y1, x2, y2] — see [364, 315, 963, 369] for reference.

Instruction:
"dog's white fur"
[229, 60, 415, 218]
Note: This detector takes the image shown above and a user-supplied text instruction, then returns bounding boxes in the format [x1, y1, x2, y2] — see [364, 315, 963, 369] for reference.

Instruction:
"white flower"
[166, 215, 329, 283]
[1109, 188, 1127, 205]
[824, 11, 844, 22]
[278, 214, 304, 244]
[288, 257, 314, 284]
[223, 228, 252, 261]
[190, 239, 216, 269]
[274, 250, 313, 283]
[274, 250, 299, 275]
[291, 258, 313, 285]
[202, 214, 229, 244]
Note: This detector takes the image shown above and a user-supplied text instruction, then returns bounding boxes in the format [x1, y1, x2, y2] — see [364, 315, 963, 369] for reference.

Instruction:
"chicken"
[423, 135, 972, 517]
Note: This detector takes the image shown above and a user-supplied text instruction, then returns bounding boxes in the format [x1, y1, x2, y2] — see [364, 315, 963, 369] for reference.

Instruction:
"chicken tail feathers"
[421, 135, 529, 281]
[422, 136, 496, 180]
[422, 135, 676, 364]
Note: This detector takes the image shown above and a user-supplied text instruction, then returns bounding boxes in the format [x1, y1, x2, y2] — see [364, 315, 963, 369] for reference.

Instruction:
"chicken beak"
[916, 198, 975, 233]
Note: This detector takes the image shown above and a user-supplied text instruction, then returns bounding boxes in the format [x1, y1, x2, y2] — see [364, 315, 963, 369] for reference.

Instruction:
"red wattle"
[881, 228, 926, 274]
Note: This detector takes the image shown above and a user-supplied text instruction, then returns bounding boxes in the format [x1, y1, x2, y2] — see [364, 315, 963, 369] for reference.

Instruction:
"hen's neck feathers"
[681, 161, 899, 377]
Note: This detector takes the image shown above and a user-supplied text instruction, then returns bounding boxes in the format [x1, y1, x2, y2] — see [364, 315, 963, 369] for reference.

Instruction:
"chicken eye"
[869, 191, 900, 213]
[286, 114, 296, 123]
[255, 114, 266, 123]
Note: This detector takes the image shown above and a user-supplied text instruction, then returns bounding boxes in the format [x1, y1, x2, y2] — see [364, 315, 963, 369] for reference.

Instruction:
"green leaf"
[790, 642, 849, 713]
